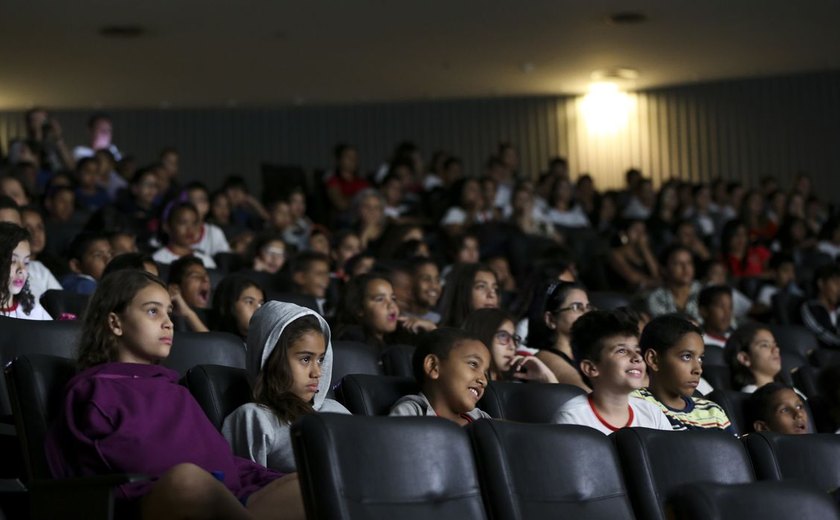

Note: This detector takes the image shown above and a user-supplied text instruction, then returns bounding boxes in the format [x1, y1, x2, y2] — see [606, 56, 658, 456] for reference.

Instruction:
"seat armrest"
[29, 474, 148, 520]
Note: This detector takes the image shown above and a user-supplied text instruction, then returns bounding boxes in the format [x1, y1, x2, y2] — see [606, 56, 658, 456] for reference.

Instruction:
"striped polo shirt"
[632, 388, 735, 435]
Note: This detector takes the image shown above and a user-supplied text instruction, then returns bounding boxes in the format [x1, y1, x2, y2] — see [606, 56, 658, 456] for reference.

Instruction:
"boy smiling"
[554, 310, 671, 435]
[634, 314, 733, 432]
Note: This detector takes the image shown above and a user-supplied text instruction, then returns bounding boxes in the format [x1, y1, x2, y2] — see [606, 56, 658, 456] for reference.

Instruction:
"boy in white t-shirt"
[554, 310, 671, 435]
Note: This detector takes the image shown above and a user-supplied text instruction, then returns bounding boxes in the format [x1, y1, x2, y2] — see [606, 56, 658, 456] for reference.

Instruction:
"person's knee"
[159, 463, 217, 502]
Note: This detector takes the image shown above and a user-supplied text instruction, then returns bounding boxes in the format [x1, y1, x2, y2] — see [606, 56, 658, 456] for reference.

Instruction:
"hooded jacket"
[45, 362, 280, 502]
[222, 301, 349, 472]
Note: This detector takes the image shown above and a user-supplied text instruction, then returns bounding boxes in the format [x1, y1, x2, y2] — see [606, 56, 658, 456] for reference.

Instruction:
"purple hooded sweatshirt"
[45, 362, 282, 502]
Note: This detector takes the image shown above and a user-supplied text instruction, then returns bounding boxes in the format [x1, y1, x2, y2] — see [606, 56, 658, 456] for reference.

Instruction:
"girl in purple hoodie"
[45, 269, 304, 519]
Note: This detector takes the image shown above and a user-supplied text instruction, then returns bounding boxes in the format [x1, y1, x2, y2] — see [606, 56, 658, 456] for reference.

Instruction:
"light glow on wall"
[580, 82, 634, 135]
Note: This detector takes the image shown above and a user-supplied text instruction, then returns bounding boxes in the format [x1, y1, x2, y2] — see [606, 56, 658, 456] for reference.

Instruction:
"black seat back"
[702, 346, 726, 366]
[291, 414, 488, 520]
[588, 291, 630, 311]
[380, 344, 414, 377]
[744, 432, 840, 492]
[5, 354, 77, 481]
[478, 381, 586, 422]
[701, 364, 731, 392]
[184, 365, 252, 431]
[612, 427, 754, 520]
[162, 331, 245, 376]
[668, 481, 839, 520]
[769, 324, 818, 359]
[39, 290, 90, 321]
[334, 374, 417, 416]
[468, 420, 635, 520]
[0, 316, 81, 416]
[330, 341, 383, 390]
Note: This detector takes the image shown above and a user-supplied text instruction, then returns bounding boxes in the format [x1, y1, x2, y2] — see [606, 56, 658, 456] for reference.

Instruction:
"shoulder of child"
[629, 396, 673, 431]
[388, 394, 432, 417]
[552, 394, 589, 423]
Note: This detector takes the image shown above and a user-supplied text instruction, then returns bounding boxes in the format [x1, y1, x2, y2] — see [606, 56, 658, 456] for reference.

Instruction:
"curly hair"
[0, 223, 35, 315]
[253, 315, 323, 424]
[77, 270, 167, 370]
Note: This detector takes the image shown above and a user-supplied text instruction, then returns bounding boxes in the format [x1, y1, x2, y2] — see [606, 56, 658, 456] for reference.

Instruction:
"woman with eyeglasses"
[527, 281, 594, 390]
[463, 308, 557, 383]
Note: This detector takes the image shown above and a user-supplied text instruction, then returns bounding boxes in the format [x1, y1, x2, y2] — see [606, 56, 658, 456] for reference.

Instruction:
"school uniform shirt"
[702, 332, 730, 349]
[0, 300, 52, 320]
[193, 223, 231, 258]
[222, 301, 350, 472]
[152, 247, 217, 269]
[45, 362, 281, 502]
[389, 392, 491, 423]
[553, 394, 672, 435]
[633, 388, 734, 434]
[801, 300, 840, 349]
[60, 273, 97, 295]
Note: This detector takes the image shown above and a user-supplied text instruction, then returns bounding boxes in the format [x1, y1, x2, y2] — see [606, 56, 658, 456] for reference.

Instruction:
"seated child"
[223, 301, 350, 472]
[747, 382, 810, 434]
[153, 202, 216, 268]
[554, 310, 671, 434]
[290, 251, 331, 315]
[390, 327, 491, 425]
[74, 157, 110, 212]
[724, 323, 783, 393]
[402, 256, 442, 323]
[250, 233, 287, 275]
[0, 223, 52, 320]
[801, 264, 840, 349]
[635, 314, 734, 432]
[60, 232, 113, 295]
[698, 285, 733, 348]
[211, 274, 265, 341]
[756, 252, 802, 308]
[103, 252, 160, 278]
[20, 205, 62, 299]
[167, 255, 211, 332]
[185, 182, 231, 257]
[45, 270, 304, 519]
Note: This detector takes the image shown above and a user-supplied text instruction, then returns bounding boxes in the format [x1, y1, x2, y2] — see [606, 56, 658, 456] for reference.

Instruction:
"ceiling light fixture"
[606, 12, 647, 25]
[99, 25, 146, 38]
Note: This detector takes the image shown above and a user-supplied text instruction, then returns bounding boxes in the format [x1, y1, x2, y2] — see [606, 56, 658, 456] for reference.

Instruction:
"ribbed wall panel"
[0, 71, 838, 197]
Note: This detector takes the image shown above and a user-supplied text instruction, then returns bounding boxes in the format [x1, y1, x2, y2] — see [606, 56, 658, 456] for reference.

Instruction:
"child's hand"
[169, 286, 187, 316]
[398, 316, 437, 333]
[511, 355, 559, 384]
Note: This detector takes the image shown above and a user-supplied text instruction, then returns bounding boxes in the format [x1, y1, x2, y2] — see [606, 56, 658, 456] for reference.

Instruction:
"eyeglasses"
[495, 330, 522, 346]
[556, 302, 596, 313]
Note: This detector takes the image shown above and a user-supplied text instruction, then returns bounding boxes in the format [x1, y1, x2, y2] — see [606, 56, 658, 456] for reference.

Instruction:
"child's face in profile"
[431, 339, 490, 415]
[586, 335, 645, 393]
[113, 283, 174, 365]
[738, 329, 781, 380]
[362, 279, 399, 335]
[287, 330, 326, 403]
[649, 332, 704, 398]
[756, 388, 809, 435]
[701, 293, 733, 335]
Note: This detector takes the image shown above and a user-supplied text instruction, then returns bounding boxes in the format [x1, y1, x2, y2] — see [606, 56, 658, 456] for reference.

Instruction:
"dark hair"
[812, 264, 840, 294]
[103, 252, 156, 279]
[75, 157, 97, 174]
[527, 281, 587, 349]
[570, 310, 639, 365]
[222, 175, 249, 193]
[253, 315, 324, 424]
[87, 113, 111, 129]
[335, 272, 392, 344]
[439, 263, 498, 327]
[639, 314, 703, 356]
[411, 327, 485, 385]
[446, 232, 480, 263]
[77, 270, 167, 369]
[67, 232, 108, 263]
[720, 219, 747, 260]
[0, 194, 20, 214]
[768, 252, 795, 271]
[698, 285, 732, 309]
[462, 308, 515, 379]
[212, 274, 264, 338]
[658, 243, 693, 269]
[168, 255, 205, 286]
[248, 232, 286, 269]
[344, 252, 376, 276]
[391, 239, 427, 261]
[747, 382, 798, 432]
[723, 323, 776, 389]
[290, 251, 330, 275]
[0, 223, 35, 315]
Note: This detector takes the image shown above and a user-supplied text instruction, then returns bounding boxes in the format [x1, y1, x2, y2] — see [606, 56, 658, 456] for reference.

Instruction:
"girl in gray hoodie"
[223, 301, 350, 472]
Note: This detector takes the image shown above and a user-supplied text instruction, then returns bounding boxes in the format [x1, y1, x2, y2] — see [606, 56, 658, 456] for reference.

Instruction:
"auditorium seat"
[468, 420, 635, 519]
[769, 324, 818, 359]
[744, 432, 840, 491]
[700, 364, 731, 392]
[333, 374, 417, 416]
[380, 344, 414, 378]
[162, 331, 246, 376]
[612, 428, 754, 520]
[667, 481, 839, 520]
[291, 413, 488, 520]
[588, 291, 630, 311]
[184, 364, 252, 431]
[478, 381, 585, 422]
[39, 290, 90, 321]
[330, 341, 384, 391]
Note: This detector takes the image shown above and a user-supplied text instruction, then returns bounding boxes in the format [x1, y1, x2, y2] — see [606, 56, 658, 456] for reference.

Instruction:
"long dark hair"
[335, 272, 393, 346]
[77, 270, 167, 369]
[253, 315, 323, 424]
[527, 280, 587, 349]
[0, 223, 35, 315]
[211, 274, 264, 339]
[724, 323, 779, 389]
[462, 307, 514, 379]
[439, 263, 498, 327]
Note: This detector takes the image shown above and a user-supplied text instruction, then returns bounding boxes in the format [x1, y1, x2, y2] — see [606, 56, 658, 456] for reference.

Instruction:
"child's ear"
[107, 312, 123, 337]
[423, 354, 441, 380]
[753, 420, 769, 432]
[643, 349, 659, 372]
[736, 351, 751, 368]
[579, 359, 598, 379]
[543, 311, 556, 330]
[68, 259, 82, 274]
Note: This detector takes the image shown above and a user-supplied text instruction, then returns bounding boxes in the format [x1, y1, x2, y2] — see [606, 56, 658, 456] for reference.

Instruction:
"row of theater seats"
[291, 414, 840, 520]
[5, 352, 840, 520]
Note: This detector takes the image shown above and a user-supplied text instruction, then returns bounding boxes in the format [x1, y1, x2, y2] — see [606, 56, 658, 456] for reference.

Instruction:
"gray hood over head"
[246, 300, 334, 411]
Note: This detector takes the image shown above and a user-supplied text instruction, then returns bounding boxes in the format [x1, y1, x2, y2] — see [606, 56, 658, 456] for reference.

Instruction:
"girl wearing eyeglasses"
[463, 308, 557, 382]
[527, 281, 594, 391]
